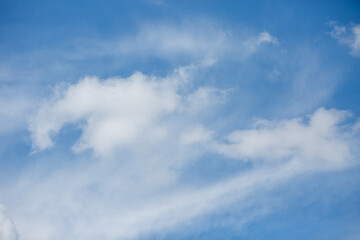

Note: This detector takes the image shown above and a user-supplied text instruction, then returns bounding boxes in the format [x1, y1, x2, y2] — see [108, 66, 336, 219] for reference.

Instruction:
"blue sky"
[0, 1, 360, 239]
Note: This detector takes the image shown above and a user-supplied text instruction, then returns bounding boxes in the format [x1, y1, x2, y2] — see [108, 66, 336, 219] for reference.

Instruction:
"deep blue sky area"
[0, 1, 359, 240]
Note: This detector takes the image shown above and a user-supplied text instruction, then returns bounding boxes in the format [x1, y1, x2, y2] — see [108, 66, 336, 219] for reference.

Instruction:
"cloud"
[28, 64, 228, 158]
[3, 158, 302, 240]
[330, 22, 360, 57]
[23, 57, 360, 239]
[17, 86, 360, 240]
[117, 26, 278, 60]
[0, 205, 18, 240]
[11, 40, 359, 239]
[0, 8, 358, 239]
[243, 31, 278, 54]
[30, 71, 179, 156]
[183, 86, 229, 114]
[216, 108, 353, 170]
[29, 67, 179, 155]
[51, 161, 312, 240]
[117, 22, 227, 58]
[59, 22, 278, 63]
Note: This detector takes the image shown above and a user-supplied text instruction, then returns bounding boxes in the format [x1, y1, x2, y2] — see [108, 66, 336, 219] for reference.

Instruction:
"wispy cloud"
[117, 22, 227, 58]
[67, 22, 278, 61]
[330, 22, 360, 57]
[243, 31, 279, 54]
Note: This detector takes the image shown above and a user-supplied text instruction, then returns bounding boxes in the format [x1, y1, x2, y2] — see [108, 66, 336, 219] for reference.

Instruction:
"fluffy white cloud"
[215, 108, 353, 170]
[29, 65, 224, 157]
[0, 205, 18, 240]
[330, 22, 360, 57]
[29, 61, 232, 158]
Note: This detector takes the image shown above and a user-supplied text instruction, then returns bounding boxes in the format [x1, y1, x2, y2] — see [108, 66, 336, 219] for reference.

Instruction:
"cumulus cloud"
[330, 22, 360, 57]
[216, 108, 353, 170]
[0, 205, 18, 240]
[29, 64, 226, 157]
[30, 72, 178, 156]
[29, 58, 234, 158]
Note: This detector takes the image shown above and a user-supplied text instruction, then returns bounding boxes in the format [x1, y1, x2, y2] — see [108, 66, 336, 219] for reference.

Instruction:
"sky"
[0, 0, 360, 239]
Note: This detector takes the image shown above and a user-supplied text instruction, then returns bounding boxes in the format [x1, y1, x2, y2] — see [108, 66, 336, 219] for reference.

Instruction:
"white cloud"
[257, 32, 278, 45]
[3, 159, 298, 240]
[1, 16, 357, 240]
[51, 162, 310, 240]
[0, 21, 280, 97]
[330, 22, 360, 57]
[29, 69, 177, 157]
[65, 23, 278, 62]
[243, 31, 278, 54]
[15, 102, 360, 239]
[16, 57, 360, 239]
[215, 108, 353, 170]
[0, 205, 18, 240]
[29, 62, 231, 158]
